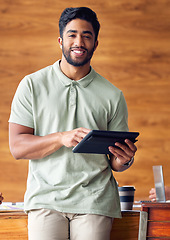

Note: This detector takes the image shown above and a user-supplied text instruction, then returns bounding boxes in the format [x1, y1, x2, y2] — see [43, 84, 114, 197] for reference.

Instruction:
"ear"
[58, 37, 63, 49]
[94, 40, 98, 51]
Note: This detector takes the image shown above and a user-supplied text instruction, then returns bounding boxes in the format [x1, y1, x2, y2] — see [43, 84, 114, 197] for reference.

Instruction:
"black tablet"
[72, 130, 139, 154]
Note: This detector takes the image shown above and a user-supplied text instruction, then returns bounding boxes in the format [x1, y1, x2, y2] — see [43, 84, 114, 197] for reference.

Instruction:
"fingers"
[61, 127, 91, 148]
[149, 188, 156, 202]
[115, 139, 137, 158]
[125, 139, 137, 153]
[109, 146, 129, 162]
[73, 128, 91, 145]
[149, 188, 156, 194]
[109, 139, 137, 162]
[149, 197, 156, 202]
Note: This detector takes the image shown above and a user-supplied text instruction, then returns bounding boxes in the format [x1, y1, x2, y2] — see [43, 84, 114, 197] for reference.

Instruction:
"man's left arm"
[109, 139, 137, 172]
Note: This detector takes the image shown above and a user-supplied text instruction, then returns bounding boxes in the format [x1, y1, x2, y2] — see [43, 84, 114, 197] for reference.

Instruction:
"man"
[9, 7, 137, 240]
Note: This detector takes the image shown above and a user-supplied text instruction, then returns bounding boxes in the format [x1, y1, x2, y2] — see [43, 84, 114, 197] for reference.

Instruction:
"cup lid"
[118, 186, 135, 191]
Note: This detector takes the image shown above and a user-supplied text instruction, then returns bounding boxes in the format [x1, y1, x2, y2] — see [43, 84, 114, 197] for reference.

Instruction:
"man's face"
[59, 19, 98, 67]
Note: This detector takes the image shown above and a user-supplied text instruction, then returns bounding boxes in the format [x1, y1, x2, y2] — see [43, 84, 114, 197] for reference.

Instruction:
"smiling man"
[59, 20, 97, 67]
[9, 7, 137, 240]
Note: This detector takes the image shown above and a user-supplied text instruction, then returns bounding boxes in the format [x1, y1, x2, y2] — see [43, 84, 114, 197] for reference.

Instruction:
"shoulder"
[18, 61, 58, 90]
[26, 64, 53, 82]
[92, 69, 122, 96]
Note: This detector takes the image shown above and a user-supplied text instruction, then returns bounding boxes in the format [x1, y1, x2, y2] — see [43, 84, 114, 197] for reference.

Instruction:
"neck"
[59, 57, 91, 81]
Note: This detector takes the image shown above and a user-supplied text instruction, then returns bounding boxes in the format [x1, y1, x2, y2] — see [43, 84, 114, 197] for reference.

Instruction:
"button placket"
[70, 82, 77, 107]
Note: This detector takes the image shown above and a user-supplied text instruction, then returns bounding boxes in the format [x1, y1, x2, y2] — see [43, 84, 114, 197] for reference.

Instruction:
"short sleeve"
[9, 76, 34, 128]
[108, 91, 129, 131]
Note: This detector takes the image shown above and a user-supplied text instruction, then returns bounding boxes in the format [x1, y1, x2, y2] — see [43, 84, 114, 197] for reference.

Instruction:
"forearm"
[10, 132, 63, 160]
[9, 123, 91, 160]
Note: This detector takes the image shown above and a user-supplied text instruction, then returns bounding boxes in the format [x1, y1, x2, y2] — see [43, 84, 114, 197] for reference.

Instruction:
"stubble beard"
[62, 44, 95, 67]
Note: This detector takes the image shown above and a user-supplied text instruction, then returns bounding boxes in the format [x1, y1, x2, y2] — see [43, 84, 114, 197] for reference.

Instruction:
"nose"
[74, 35, 84, 47]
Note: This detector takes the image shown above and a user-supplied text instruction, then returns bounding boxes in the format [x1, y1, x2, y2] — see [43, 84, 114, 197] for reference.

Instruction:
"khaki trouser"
[28, 209, 113, 240]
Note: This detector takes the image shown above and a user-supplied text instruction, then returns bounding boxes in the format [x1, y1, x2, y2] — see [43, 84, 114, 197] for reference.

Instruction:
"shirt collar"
[53, 60, 95, 88]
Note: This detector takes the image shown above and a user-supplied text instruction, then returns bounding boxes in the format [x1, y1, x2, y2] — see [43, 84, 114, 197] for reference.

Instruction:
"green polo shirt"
[9, 60, 129, 218]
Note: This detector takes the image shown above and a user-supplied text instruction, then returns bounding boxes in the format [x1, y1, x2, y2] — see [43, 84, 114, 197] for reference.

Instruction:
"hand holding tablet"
[72, 130, 139, 154]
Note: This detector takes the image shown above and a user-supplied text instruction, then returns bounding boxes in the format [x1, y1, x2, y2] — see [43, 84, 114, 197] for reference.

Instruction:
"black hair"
[59, 7, 100, 41]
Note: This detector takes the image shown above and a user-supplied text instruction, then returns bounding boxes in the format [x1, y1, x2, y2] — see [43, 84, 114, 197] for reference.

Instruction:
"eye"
[68, 34, 76, 38]
[83, 35, 91, 39]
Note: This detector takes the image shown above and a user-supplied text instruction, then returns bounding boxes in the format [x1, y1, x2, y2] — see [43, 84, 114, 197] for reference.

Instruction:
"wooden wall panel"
[0, 0, 170, 202]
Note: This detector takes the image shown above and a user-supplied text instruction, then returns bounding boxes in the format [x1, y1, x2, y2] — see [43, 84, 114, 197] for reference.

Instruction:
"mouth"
[71, 48, 87, 57]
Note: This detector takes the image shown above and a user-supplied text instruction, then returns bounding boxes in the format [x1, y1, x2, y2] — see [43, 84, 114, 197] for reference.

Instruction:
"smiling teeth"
[73, 50, 84, 54]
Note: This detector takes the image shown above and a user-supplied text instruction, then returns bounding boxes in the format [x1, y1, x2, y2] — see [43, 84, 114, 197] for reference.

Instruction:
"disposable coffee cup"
[118, 186, 135, 210]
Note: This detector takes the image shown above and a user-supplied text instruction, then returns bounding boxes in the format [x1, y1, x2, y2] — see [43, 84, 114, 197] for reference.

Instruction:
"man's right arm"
[9, 123, 90, 160]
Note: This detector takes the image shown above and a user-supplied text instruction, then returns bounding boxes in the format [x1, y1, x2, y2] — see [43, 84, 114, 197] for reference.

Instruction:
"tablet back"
[72, 130, 139, 154]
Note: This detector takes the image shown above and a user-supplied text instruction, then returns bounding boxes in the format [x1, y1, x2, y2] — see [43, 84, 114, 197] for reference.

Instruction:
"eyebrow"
[66, 30, 93, 36]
